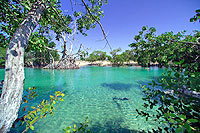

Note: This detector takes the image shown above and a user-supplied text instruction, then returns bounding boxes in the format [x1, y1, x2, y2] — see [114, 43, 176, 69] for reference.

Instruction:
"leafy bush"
[63, 117, 91, 133]
[134, 27, 200, 132]
[12, 87, 65, 132]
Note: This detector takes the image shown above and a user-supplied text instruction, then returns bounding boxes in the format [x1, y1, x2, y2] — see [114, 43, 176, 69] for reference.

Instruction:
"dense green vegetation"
[0, 0, 199, 132]
[85, 49, 134, 66]
[133, 26, 200, 132]
[129, 26, 200, 68]
[86, 50, 108, 61]
[25, 33, 60, 67]
[0, 0, 108, 132]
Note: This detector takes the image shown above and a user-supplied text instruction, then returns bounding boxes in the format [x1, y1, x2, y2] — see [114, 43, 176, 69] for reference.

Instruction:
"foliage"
[0, 47, 6, 68]
[0, 0, 61, 47]
[79, 51, 89, 61]
[86, 50, 107, 61]
[0, 0, 107, 132]
[25, 32, 60, 67]
[0, 0, 107, 57]
[0, 0, 108, 68]
[129, 26, 157, 67]
[134, 27, 200, 132]
[190, 9, 200, 23]
[109, 48, 134, 66]
[63, 117, 91, 133]
[120, 50, 133, 63]
[12, 87, 65, 132]
[85, 49, 134, 66]
[129, 26, 200, 67]
[109, 48, 121, 65]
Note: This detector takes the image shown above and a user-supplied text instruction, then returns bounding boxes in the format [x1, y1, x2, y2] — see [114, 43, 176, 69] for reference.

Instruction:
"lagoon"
[0, 66, 165, 132]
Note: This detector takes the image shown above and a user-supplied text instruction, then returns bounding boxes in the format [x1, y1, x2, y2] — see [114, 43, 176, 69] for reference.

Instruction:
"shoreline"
[76, 60, 139, 67]
[0, 60, 161, 69]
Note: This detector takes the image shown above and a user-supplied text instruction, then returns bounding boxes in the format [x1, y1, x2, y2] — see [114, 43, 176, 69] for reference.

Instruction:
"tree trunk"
[49, 51, 55, 69]
[62, 41, 67, 58]
[0, 2, 45, 132]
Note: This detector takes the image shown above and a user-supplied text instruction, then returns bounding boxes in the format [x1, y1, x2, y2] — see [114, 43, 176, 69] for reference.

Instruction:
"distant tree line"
[83, 48, 135, 66]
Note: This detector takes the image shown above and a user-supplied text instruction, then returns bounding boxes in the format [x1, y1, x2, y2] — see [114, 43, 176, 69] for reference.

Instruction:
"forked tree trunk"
[0, 2, 45, 132]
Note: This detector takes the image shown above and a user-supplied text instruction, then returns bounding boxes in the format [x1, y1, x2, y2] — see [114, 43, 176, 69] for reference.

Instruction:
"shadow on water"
[88, 118, 144, 133]
[101, 83, 133, 91]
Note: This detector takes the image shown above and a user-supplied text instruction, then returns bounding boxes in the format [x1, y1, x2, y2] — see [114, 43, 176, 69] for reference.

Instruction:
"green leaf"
[187, 119, 198, 123]
[183, 123, 191, 132]
[150, 104, 153, 109]
[168, 113, 176, 118]
[32, 110, 37, 116]
[30, 116, 39, 125]
[168, 118, 175, 123]
[175, 127, 183, 133]
[174, 61, 179, 65]
[179, 59, 184, 64]
[30, 114, 35, 118]
[152, 80, 156, 87]
[71, 128, 76, 132]
[195, 9, 200, 13]
[66, 126, 71, 130]
[31, 106, 35, 109]
[30, 125, 34, 130]
[169, 105, 175, 112]
[178, 114, 186, 121]
[43, 104, 50, 110]
[24, 5, 31, 11]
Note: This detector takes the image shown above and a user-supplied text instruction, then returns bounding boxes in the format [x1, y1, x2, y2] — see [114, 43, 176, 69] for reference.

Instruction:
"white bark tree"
[0, 0, 108, 132]
[0, 1, 45, 132]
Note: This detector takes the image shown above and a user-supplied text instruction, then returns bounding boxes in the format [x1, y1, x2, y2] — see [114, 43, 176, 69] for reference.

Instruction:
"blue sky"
[59, 0, 200, 54]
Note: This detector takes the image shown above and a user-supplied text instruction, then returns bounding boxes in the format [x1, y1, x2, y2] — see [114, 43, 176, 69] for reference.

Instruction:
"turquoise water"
[0, 66, 165, 132]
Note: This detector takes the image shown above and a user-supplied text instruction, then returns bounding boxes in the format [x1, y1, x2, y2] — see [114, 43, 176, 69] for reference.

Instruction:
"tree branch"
[164, 88, 200, 99]
[70, 0, 74, 11]
[81, 0, 112, 51]
[46, 0, 68, 28]
[45, 46, 62, 53]
[169, 39, 200, 46]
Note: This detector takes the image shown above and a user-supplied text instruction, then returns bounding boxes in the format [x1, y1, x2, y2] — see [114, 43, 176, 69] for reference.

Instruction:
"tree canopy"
[0, 0, 108, 132]
[133, 26, 200, 132]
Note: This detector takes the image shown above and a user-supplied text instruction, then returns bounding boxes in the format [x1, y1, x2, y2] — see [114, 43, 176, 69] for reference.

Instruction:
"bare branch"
[45, 46, 62, 53]
[81, 0, 112, 51]
[67, 17, 77, 55]
[164, 88, 200, 99]
[72, 44, 89, 57]
[70, 0, 74, 11]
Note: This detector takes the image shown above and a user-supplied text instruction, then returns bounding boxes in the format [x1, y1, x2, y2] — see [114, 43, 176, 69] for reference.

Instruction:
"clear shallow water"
[0, 66, 165, 132]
